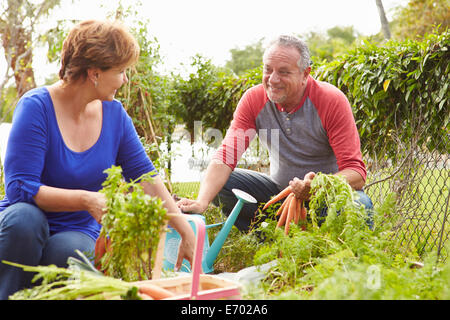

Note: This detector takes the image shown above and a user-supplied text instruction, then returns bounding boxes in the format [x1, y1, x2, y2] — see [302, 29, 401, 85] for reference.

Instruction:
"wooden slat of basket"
[135, 274, 241, 300]
[140, 214, 241, 300]
[152, 227, 167, 280]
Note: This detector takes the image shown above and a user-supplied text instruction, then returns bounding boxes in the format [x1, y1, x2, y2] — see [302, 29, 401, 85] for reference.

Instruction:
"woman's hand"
[83, 191, 107, 224]
[169, 215, 196, 271]
[33, 186, 107, 224]
[289, 172, 315, 201]
[176, 228, 196, 271]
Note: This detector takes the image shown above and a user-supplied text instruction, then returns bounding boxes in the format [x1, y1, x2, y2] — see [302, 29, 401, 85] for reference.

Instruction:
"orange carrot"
[294, 198, 301, 224]
[138, 293, 154, 300]
[137, 283, 175, 300]
[284, 195, 297, 234]
[300, 202, 307, 221]
[94, 234, 111, 270]
[94, 235, 106, 264]
[299, 201, 307, 231]
[276, 201, 289, 228]
[263, 186, 292, 210]
[274, 196, 289, 216]
[276, 194, 293, 228]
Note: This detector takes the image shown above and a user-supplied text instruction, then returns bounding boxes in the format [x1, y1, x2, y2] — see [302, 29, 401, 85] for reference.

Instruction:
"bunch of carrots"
[263, 186, 307, 234]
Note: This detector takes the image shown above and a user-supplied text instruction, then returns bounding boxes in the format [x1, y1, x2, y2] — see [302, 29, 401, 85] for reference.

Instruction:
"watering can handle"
[182, 214, 206, 299]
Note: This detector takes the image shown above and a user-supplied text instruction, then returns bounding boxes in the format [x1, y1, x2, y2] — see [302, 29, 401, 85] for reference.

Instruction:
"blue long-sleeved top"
[0, 87, 156, 240]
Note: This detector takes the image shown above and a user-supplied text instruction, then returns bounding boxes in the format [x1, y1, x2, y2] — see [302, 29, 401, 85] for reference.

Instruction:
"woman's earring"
[94, 80, 98, 88]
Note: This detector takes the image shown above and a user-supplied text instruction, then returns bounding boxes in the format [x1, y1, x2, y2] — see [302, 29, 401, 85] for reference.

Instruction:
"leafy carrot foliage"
[98, 165, 168, 281]
[251, 173, 450, 299]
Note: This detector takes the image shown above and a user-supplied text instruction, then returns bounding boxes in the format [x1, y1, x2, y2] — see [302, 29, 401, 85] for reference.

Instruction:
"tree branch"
[365, 148, 413, 189]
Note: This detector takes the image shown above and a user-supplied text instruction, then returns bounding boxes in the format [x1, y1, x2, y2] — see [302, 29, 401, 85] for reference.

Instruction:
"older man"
[178, 35, 372, 231]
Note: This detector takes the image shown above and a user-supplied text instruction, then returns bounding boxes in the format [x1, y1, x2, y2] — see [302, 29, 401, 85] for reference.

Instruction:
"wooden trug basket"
[134, 214, 241, 300]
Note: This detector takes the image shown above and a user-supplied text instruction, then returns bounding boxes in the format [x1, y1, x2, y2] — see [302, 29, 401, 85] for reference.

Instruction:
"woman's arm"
[141, 176, 195, 270]
[115, 106, 195, 269]
[4, 93, 47, 205]
[33, 186, 106, 223]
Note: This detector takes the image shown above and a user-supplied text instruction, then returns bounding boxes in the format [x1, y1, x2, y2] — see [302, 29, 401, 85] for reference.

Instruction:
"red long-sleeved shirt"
[212, 76, 366, 188]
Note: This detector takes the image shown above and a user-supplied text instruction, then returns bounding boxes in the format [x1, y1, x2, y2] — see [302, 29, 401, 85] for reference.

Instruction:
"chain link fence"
[364, 121, 449, 262]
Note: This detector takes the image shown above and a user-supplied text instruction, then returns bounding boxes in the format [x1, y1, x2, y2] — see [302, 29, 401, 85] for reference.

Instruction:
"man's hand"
[176, 198, 209, 214]
[176, 161, 232, 214]
[289, 171, 315, 201]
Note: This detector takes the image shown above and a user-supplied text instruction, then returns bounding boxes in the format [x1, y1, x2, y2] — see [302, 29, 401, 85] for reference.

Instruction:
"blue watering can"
[163, 189, 257, 274]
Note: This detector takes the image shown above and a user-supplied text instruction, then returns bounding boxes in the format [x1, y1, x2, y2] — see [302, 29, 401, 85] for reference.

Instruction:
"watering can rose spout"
[204, 189, 257, 272]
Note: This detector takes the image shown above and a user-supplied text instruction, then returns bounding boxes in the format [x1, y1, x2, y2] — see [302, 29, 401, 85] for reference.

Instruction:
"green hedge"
[313, 30, 449, 159]
[170, 56, 262, 139]
[171, 30, 449, 159]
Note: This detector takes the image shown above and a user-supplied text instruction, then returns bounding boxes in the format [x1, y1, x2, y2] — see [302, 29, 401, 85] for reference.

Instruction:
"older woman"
[0, 20, 195, 299]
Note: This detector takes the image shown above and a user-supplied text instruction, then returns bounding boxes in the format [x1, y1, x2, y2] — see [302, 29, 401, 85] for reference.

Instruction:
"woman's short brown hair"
[59, 20, 140, 84]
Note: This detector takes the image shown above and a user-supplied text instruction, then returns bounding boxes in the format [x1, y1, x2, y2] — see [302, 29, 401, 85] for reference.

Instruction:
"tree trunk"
[2, 26, 36, 97]
[375, 0, 392, 40]
[1, 0, 61, 98]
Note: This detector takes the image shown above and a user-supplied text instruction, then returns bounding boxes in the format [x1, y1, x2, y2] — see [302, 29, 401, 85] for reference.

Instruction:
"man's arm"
[336, 168, 365, 191]
[177, 160, 232, 213]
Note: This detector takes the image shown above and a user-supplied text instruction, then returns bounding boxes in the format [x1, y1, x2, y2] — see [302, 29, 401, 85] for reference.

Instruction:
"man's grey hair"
[265, 35, 311, 71]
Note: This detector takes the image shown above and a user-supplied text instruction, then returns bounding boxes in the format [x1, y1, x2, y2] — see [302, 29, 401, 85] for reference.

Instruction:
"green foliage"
[391, 0, 450, 40]
[214, 227, 261, 273]
[98, 165, 167, 282]
[225, 39, 265, 76]
[0, 0, 62, 97]
[0, 86, 17, 122]
[303, 26, 361, 63]
[313, 29, 450, 160]
[39, 19, 76, 65]
[4, 251, 141, 300]
[116, 14, 172, 142]
[172, 181, 200, 199]
[253, 173, 391, 283]
[249, 172, 449, 299]
[170, 55, 223, 138]
[299, 251, 450, 300]
[170, 55, 262, 138]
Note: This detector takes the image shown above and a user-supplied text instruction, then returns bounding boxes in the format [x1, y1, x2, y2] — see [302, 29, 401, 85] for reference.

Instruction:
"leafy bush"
[170, 55, 262, 138]
[313, 29, 449, 159]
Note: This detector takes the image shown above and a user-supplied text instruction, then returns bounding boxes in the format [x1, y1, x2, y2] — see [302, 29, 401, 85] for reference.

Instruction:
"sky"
[1, 0, 410, 84]
[135, 0, 408, 72]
